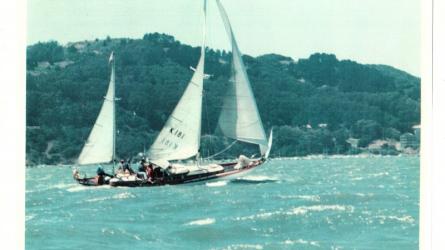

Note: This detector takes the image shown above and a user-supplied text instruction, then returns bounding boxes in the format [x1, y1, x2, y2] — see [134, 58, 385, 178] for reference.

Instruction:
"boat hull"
[74, 158, 265, 187]
[74, 176, 110, 186]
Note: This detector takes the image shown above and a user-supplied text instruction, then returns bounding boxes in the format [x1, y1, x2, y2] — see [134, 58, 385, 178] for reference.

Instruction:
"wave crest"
[186, 218, 215, 226]
[235, 204, 354, 221]
[231, 175, 278, 184]
[85, 192, 135, 203]
[206, 181, 228, 187]
[283, 239, 320, 247]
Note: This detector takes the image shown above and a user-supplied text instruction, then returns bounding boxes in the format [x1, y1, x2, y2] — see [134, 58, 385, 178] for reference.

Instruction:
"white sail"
[147, 1, 207, 161]
[215, 0, 268, 155]
[78, 52, 116, 165]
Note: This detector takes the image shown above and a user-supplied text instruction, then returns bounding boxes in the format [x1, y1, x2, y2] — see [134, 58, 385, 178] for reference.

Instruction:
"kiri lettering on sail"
[169, 127, 185, 139]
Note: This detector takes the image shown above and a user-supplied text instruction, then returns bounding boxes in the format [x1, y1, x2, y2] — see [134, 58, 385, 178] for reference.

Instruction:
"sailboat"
[73, 52, 117, 186]
[73, 0, 273, 187]
[107, 0, 273, 187]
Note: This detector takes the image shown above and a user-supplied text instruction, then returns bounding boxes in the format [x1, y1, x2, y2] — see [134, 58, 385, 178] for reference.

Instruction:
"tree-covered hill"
[26, 33, 420, 165]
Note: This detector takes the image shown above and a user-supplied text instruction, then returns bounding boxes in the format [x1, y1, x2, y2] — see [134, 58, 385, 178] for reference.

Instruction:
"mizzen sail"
[215, 0, 268, 155]
[78, 52, 116, 165]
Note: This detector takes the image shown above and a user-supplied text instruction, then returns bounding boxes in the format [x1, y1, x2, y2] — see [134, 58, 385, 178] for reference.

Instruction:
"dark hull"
[74, 176, 110, 186]
[74, 159, 265, 187]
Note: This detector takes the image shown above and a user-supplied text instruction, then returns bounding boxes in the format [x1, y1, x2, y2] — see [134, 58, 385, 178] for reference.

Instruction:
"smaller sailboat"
[73, 52, 118, 186]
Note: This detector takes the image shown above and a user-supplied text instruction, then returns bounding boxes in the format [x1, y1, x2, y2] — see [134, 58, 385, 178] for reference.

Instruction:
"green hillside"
[26, 33, 420, 165]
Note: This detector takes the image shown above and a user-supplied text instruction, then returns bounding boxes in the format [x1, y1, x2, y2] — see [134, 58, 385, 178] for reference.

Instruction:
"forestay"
[215, 0, 268, 155]
[78, 53, 116, 165]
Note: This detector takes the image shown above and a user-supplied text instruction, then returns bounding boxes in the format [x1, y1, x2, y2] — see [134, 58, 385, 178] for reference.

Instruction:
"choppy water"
[26, 156, 419, 250]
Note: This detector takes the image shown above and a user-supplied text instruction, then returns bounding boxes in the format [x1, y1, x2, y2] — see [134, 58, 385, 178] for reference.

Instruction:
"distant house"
[400, 133, 419, 148]
[26, 126, 40, 130]
[346, 138, 359, 148]
[37, 61, 50, 69]
[413, 124, 420, 140]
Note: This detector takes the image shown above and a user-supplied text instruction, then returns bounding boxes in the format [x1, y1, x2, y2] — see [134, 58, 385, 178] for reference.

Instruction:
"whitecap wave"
[278, 194, 321, 202]
[283, 239, 320, 247]
[356, 193, 374, 197]
[232, 175, 278, 184]
[101, 228, 115, 235]
[51, 183, 77, 190]
[375, 215, 415, 224]
[235, 204, 354, 221]
[186, 218, 215, 226]
[241, 175, 277, 181]
[369, 172, 389, 177]
[66, 185, 90, 192]
[85, 192, 135, 203]
[112, 192, 135, 199]
[30, 183, 82, 193]
[221, 244, 263, 250]
[350, 177, 363, 181]
[31, 174, 52, 181]
[206, 181, 228, 187]
[271, 153, 379, 161]
[289, 205, 355, 215]
[86, 196, 109, 203]
[67, 184, 111, 193]
[26, 214, 36, 221]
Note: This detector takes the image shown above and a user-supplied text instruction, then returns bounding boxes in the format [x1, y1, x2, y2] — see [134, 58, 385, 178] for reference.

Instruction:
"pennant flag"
[109, 51, 114, 64]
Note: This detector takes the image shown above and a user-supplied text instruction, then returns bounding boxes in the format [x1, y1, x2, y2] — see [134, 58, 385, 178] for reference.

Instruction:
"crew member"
[137, 159, 148, 179]
[123, 160, 135, 174]
[147, 164, 154, 182]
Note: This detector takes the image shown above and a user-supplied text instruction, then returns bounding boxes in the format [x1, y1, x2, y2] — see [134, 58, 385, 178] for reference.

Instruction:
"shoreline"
[25, 153, 419, 168]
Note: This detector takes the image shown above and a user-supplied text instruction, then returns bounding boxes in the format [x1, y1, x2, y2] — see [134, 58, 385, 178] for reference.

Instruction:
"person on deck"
[137, 159, 148, 179]
[96, 167, 113, 185]
[115, 159, 125, 175]
[147, 164, 154, 183]
[96, 167, 113, 177]
[123, 160, 135, 175]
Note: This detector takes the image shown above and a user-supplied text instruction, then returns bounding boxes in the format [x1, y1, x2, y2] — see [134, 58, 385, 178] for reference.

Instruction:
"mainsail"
[215, 0, 268, 155]
[147, 1, 207, 161]
[78, 52, 116, 165]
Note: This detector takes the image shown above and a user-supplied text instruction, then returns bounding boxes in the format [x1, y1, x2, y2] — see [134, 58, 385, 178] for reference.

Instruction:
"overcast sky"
[27, 0, 420, 76]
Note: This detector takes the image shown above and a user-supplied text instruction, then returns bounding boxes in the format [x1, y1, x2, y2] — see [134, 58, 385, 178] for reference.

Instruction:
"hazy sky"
[28, 0, 420, 75]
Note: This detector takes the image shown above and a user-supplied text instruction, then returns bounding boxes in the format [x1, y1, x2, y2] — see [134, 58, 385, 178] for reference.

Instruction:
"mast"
[197, 0, 207, 161]
[111, 52, 116, 172]
[201, 0, 207, 55]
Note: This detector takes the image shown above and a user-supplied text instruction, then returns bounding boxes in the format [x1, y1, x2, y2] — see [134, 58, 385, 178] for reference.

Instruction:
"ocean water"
[26, 156, 419, 250]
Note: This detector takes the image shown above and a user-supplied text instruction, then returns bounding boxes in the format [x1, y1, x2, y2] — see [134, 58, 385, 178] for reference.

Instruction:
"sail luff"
[77, 52, 116, 165]
[215, 0, 268, 155]
[147, 57, 205, 161]
[111, 52, 116, 169]
[201, 0, 207, 56]
[197, 0, 207, 158]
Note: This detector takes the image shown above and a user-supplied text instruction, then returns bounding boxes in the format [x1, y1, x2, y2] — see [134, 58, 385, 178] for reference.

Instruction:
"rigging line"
[203, 89, 214, 157]
[203, 140, 238, 160]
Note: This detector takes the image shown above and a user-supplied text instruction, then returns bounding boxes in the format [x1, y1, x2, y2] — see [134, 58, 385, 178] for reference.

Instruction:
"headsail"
[215, 0, 268, 155]
[147, 1, 207, 161]
[78, 52, 116, 165]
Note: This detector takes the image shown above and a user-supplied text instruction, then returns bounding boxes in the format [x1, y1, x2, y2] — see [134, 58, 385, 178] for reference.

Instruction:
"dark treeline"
[26, 33, 420, 165]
